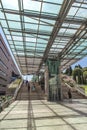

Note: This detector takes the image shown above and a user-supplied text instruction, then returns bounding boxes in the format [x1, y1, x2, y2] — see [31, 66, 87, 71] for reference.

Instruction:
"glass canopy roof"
[0, 0, 87, 74]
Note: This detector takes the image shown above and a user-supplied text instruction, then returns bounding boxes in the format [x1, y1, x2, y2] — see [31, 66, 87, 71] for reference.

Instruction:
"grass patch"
[8, 79, 22, 89]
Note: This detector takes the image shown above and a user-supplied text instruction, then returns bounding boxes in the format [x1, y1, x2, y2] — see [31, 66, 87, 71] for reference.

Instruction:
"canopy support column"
[44, 66, 49, 100]
[46, 58, 62, 101]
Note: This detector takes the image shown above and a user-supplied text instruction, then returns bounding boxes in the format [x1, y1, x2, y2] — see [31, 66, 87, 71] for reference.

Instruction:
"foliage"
[72, 68, 83, 84]
[65, 66, 72, 76]
[8, 78, 22, 89]
[75, 64, 82, 69]
[82, 67, 87, 72]
[32, 75, 38, 82]
[72, 65, 87, 85]
[83, 71, 87, 84]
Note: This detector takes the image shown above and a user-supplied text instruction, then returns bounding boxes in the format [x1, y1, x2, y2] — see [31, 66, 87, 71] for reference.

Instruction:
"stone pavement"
[0, 99, 87, 130]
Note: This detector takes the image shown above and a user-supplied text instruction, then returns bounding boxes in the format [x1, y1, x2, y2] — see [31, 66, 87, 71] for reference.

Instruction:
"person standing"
[68, 89, 72, 102]
[28, 82, 30, 92]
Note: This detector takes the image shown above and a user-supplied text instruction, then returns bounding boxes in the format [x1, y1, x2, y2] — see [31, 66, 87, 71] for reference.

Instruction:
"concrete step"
[16, 83, 46, 100]
[62, 85, 87, 99]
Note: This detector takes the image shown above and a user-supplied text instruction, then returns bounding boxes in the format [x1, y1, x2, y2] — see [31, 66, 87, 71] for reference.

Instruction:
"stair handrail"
[13, 80, 23, 100]
[75, 85, 87, 97]
[0, 80, 23, 113]
[65, 82, 87, 97]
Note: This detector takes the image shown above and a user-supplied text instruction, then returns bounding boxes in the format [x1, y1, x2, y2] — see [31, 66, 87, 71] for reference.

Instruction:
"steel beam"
[37, 0, 75, 73]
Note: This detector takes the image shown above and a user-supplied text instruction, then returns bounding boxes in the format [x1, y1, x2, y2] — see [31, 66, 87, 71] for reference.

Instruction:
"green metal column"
[44, 66, 49, 99]
[46, 59, 62, 101]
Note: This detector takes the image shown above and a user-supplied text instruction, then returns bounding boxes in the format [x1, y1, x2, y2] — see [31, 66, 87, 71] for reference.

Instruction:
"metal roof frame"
[0, 0, 87, 74]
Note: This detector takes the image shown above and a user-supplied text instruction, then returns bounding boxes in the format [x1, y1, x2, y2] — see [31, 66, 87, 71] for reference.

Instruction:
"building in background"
[0, 34, 20, 95]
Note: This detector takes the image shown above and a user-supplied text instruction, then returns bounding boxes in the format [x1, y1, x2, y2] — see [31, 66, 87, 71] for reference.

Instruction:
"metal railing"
[0, 80, 23, 112]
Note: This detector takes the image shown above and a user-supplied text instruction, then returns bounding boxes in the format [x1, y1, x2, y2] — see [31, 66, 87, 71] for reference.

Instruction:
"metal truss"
[0, 0, 87, 74]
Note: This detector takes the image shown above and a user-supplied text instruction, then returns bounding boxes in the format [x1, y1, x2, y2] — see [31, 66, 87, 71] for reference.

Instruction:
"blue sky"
[71, 57, 87, 69]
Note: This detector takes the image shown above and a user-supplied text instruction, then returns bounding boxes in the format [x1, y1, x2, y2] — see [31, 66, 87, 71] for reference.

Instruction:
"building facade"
[0, 34, 20, 94]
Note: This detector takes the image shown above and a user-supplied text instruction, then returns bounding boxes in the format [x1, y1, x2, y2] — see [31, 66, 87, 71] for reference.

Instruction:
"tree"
[65, 66, 72, 76]
[83, 67, 87, 72]
[83, 71, 87, 84]
[31, 75, 38, 82]
[72, 68, 83, 84]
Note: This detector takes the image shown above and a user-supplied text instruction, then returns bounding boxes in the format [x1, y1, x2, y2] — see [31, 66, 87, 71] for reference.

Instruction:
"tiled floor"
[0, 99, 87, 130]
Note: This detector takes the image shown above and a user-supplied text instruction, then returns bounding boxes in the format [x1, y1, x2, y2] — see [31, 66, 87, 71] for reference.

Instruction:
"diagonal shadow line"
[1, 127, 28, 129]
[73, 100, 87, 106]
[30, 101, 37, 130]
[0, 101, 20, 122]
[32, 122, 87, 129]
[59, 101, 87, 117]
[27, 91, 36, 130]
[32, 114, 84, 120]
[27, 94, 32, 130]
[40, 100, 79, 130]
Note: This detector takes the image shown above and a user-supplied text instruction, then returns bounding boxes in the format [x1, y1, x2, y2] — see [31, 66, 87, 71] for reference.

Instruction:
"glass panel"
[24, 17, 39, 23]
[25, 23, 38, 30]
[37, 44, 47, 48]
[6, 14, 20, 21]
[73, 2, 81, 7]
[58, 28, 66, 33]
[26, 42, 35, 47]
[39, 25, 53, 32]
[76, 8, 87, 18]
[26, 37, 36, 42]
[1, 20, 7, 28]
[6, 35, 12, 40]
[2, 0, 18, 10]
[0, 12, 5, 19]
[73, 50, 81, 53]
[10, 45, 14, 48]
[81, 42, 87, 46]
[12, 36, 22, 41]
[11, 32, 22, 36]
[42, 3, 61, 14]
[67, 7, 78, 16]
[35, 53, 43, 57]
[75, 55, 82, 58]
[43, 0, 63, 4]
[69, 24, 81, 28]
[40, 18, 55, 25]
[0, 3, 1, 8]
[36, 48, 44, 51]
[14, 41, 23, 46]
[8, 21, 21, 29]
[4, 28, 10, 35]
[38, 35, 49, 39]
[17, 52, 25, 55]
[16, 46, 24, 49]
[37, 39, 47, 43]
[12, 49, 15, 51]
[26, 53, 34, 56]
[62, 24, 79, 32]
[82, 50, 87, 53]
[65, 29, 77, 34]
[81, 3, 87, 8]
[56, 45, 64, 48]
[62, 23, 69, 27]
[77, 46, 85, 50]
[26, 46, 35, 50]
[23, 0, 41, 11]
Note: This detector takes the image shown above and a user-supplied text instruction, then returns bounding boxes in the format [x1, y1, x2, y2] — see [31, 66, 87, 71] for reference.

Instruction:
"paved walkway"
[0, 99, 87, 130]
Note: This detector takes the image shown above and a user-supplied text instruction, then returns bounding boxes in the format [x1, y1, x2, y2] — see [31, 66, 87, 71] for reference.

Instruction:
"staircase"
[16, 82, 46, 100]
[62, 83, 87, 99]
